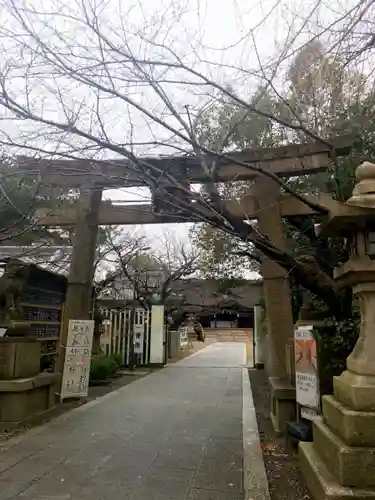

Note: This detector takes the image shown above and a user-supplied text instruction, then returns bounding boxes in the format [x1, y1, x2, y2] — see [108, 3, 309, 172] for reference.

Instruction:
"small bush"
[314, 315, 359, 395]
[90, 356, 118, 382]
[110, 352, 123, 368]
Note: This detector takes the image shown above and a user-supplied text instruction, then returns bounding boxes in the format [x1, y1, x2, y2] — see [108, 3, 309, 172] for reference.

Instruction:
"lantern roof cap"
[316, 162, 375, 237]
[347, 161, 375, 209]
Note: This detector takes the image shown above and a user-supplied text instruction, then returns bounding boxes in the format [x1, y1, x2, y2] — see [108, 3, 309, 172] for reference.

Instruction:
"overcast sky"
[99, 0, 283, 245]
[0, 0, 363, 256]
[97, 0, 313, 243]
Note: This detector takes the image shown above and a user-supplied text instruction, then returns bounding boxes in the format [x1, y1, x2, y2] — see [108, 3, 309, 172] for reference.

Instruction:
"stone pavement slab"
[0, 343, 269, 500]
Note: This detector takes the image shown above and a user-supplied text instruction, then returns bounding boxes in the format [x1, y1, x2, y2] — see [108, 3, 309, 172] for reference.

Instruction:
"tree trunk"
[206, 203, 345, 319]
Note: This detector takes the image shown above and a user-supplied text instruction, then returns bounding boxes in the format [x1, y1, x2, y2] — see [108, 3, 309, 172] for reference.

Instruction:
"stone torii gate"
[22, 135, 352, 432]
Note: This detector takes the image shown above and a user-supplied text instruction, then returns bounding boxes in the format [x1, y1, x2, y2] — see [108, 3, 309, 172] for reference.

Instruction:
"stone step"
[322, 395, 375, 447]
[203, 329, 251, 343]
[313, 416, 375, 488]
[299, 441, 375, 500]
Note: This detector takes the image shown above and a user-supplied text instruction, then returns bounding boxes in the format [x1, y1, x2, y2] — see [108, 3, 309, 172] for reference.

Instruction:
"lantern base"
[300, 371, 375, 498]
[300, 441, 375, 500]
[312, 416, 375, 487]
[322, 395, 375, 447]
[334, 370, 375, 412]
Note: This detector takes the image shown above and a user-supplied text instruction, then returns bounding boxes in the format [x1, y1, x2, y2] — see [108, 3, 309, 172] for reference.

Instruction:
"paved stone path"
[0, 343, 269, 500]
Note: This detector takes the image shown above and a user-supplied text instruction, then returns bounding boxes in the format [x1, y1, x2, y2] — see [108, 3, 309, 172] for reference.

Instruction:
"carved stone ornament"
[347, 161, 375, 208]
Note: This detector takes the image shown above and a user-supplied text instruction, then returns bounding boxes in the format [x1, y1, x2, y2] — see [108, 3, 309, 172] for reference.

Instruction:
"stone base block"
[299, 442, 375, 500]
[313, 417, 375, 487]
[323, 395, 375, 446]
[334, 371, 375, 412]
[0, 373, 59, 427]
[0, 338, 40, 379]
[269, 377, 296, 435]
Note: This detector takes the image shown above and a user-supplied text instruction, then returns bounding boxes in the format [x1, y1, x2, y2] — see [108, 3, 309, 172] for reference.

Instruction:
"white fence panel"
[99, 307, 151, 365]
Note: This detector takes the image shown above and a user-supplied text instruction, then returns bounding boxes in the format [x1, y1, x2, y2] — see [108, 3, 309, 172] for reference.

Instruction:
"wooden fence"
[99, 307, 152, 366]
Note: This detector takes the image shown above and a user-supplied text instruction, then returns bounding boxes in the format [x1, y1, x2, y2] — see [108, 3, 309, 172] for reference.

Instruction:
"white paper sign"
[179, 327, 188, 348]
[134, 326, 144, 354]
[301, 406, 319, 421]
[61, 319, 95, 400]
[295, 325, 320, 410]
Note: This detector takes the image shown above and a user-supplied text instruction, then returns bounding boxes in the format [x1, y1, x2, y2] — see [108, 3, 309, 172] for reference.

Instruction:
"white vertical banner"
[60, 319, 95, 400]
[150, 305, 165, 364]
[179, 326, 188, 349]
[134, 326, 145, 354]
[295, 325, 320, 411]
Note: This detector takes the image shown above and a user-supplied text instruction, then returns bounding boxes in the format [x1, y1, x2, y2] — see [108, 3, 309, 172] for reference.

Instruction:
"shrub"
[110, 352, 123, 369]
[90, 356, 118, 382]
[314, 315, 359, 396]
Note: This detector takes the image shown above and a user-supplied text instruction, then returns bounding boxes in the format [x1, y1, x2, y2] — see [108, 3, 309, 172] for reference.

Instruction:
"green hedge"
[111, 352, 123, 369]
[90, 355, 119, 382]
[313, 315, 359, 396]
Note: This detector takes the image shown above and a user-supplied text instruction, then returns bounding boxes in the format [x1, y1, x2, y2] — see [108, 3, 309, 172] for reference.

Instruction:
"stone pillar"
[300, 162, 375, 499]
[255, 177, 296, 434]
[55, 187, 102, 388]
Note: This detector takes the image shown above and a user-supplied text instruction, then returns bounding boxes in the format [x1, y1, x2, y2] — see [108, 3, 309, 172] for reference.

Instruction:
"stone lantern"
[300, 162, 375, 499]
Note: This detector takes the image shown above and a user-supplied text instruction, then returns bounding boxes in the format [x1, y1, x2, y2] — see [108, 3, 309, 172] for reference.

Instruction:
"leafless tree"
[0, 163, 69, 245]
[93, 227, 149, 295]
[101, 228, 199, 309]
[0, 0, 373, 316]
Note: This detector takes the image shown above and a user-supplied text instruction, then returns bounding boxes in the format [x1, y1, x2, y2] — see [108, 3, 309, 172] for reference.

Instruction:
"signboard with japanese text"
[179, 327, 188, 349]
[61, 319, 95, 400]
[133, 326, 144, 355]
[295, 325, 320, 411]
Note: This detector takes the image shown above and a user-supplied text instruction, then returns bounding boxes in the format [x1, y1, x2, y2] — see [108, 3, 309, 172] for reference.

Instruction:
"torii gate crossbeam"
[34, 193, 342, 226]
[21, 135, 353, 434]
[17, 134, 352, 188]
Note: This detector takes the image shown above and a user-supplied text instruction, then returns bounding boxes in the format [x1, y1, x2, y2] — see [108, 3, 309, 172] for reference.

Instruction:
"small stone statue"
[92, 308, 105, 354]
[0, 261, 31, 336]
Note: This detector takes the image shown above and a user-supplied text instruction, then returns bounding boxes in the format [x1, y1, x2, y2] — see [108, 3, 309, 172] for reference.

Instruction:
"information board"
[179, 327, 188, 349]
[295, 325, 320, 410]
[134, 326, 145, 354]
[61, 319, 95, 400]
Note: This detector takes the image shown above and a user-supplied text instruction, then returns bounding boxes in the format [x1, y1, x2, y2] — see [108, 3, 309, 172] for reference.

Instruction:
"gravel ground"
[248, 369, 311, 500]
